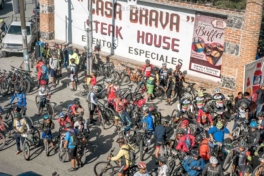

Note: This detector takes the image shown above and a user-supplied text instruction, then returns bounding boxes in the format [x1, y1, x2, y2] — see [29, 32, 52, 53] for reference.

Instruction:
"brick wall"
[39, 0, 55, 40]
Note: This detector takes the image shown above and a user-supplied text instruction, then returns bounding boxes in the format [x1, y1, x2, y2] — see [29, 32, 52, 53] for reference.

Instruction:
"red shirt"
[70, 104, 83, 115]
[90, 76, 97, 86]
[197, 109, 213, 125]
[36, 61, 44, 79]
[176, 134, 195, 152]
[108, 85, 118, 102]
[142, 64, 154, 77]
[58, 116, 72, 129]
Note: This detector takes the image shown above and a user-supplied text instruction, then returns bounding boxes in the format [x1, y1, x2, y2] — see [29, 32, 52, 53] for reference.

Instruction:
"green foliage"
[213, 0, 246, 10]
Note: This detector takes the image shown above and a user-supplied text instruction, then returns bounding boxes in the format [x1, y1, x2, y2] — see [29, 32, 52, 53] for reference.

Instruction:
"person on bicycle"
[197, 107, 213, 127]
[37, 80, 51, 115]
[154, 118, 169, 162]
[134, 161, 149, 176]
[159, 63, 168, 87]
[68, 99, 85, 117]
[64, 122, 82, 172]
[87, 86, 98, 124]
[142, 59, 154, 78]
[183, 149, 205, 176]
[108, 138, 132, 176]
[13, 112, 30, 155]
[212, 88, 225, 111]
[10, 86, 27, 115]
[178, 93, 193, 114]
[69, 58, 78, 91]
[41, 114, 55, 149]
[202, 156, 224, 176]
[164, 69, 176, 105]
[246, 120, 260, 154]
[141, 106, 154, 133]
[58, 112, 73, 130]
[196, 135, 211, 162]
[176, 128, 195, 153]
[157, 156, 169, 176]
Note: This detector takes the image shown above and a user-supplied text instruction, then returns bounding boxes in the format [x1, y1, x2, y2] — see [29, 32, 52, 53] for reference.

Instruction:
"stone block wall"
[39, 0, 54, 40]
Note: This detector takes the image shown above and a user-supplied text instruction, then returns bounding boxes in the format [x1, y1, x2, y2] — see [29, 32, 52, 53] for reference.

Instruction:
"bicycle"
[0, 120, 12, 150]
[253, 163, 264, 176]
[35, 95, 54, 118]
[96, 101, 115, 130]
[93, 147, 138, 176]
[22, 127, 41, 160]
[39, 127, 57, 157]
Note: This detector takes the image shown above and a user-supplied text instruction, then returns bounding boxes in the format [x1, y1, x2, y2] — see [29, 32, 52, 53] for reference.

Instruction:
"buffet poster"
[189, 13, 226, 78]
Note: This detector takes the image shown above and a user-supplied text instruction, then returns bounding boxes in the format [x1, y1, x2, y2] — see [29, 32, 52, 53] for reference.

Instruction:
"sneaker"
[68, 168, 77, 172]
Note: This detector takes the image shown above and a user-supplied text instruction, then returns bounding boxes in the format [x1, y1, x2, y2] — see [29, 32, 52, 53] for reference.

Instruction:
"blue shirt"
[183, 157, 205, 176]
[65, 129, 78, 149]
[10, 92, 27, 107]
[142, 113, 154, 132]
[154, 125, 166, 143]
[208, 126, 229, 143]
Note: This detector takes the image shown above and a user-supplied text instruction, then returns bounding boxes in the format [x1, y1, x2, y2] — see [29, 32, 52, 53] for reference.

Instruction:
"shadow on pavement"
[28, 146, 44, 161]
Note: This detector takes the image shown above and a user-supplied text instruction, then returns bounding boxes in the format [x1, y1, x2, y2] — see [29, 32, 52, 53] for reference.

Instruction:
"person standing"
[49, 52, 60, 87]
[256, 85, 264, 115]
[36, 57, 44, 87]
[63, 45, 69, 69]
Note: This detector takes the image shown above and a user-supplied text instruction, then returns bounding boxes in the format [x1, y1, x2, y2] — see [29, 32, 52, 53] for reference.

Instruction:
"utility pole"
[19, 0, 30, 71]
[34, 0, 39, 41]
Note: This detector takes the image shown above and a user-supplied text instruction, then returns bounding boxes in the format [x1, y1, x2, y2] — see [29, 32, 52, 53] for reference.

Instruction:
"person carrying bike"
[164, 69, 176, 105]
[86, 86, 98, 124]
[212, 88, 225, 111]
[178, 93, 193, 115]
[154, 118, 169, 162]
[64, 122, 82, 172]
[37, 80, 51, 115]
[159, 63, 168, 87]
[183, 149, 205, 176]
[232, 101, 250, 130]
[41, 114, 55, 149]
[69, 58, 78, 91]
[10, 86, 27, 115]
[246, 120, 260, 154]
[196, 135, 211, 162]
[108, 138, 132, 176]
[58, 112, 73, 130]
[68, 99, 85, 118]
[176, 128, 195, 153]
[157, 156, 169, 176]
[13, 112, 30, 155]
[202, 156, 224, 176]
[142, 59, 154, 78]
[197, 107, 213, 128]
[134, 162, 149, 176]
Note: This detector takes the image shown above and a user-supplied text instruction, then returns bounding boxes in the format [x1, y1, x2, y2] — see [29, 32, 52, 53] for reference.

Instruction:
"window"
[7, 25, 31, 35]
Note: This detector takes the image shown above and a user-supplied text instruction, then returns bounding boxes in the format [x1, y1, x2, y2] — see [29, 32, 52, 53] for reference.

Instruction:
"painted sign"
[189, 13, 226, 78]
[244, 58, 264, 102]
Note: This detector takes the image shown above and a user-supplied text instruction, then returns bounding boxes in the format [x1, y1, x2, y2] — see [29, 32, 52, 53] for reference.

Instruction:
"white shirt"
[158, 165, 169, 176]
[13, 119, 29, 133]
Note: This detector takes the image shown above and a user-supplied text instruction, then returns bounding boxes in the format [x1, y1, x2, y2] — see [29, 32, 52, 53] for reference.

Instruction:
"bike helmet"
[65, 122, 72, 128]
[145, 59, 150, 64]
[14, 112, 21, 119]
[143, 105, 149, 113]
[214, 88, 220, 94]
[249, 120, 258, 128]
[191, 149, 199, 158]
[240, 102, 248, 109]
[209, 156, 218, 164]
[180, 120, 189, 127]
[175, 64, 182, 69]
[197, 91, 204, 97]
[195, 134, 203, 143]
[77, 116, 83, 121]
[40, 80, 46, 85]
[116, 137, 125, 144]
[158, 156, 167, 164]
[43, 114, 50, 120]
[162, 63, 167, 67]
[74, 99, 80, 105]
[184, 93, 192, 99]
[239, 141, 247, 149]
[137, 161, 147, 169]
[216, 121, 223, 129]
[59, 112, 65, 118]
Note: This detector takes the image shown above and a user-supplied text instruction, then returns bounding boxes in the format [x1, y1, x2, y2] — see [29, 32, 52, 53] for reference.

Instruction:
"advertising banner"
[189, 13, 226, 77]
[244, 58, 264, 102]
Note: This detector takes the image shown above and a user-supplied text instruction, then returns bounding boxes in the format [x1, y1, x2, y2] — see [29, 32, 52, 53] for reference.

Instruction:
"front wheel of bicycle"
[23, 140, 30, 160]
[94, 161, 114, 176]
[253, 165, 264, 176]
[154, 86, 166, 100]
[58, 140, 68, 162]
[32, 128, 40, 147]
[44, 139, 49, 156]
[139, 139, 143, 161]
[0, 132, 6, 150]
[223, 151, 233, 171]
[73, 80, 78, 91]
[47, 103, 54, 118]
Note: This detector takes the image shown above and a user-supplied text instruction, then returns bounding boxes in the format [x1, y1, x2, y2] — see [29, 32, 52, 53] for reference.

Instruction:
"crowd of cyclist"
[2, 46, 264, 176]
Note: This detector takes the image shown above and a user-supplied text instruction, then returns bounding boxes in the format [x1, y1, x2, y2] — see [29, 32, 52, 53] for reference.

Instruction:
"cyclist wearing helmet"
[10, 86, 27, 115]
[212, 88, 225, 111]
[176, 128, 195, 153]
[140, 106, 154, 132]
[208, 121, 233, 143]
[87, 86, 98, 124]
[196, 135, 211, 162]
[134, 161, 149, 176]
[74, 116, 88, 133]
[232, 101, 250, 130]
[233, 141, 252, 175]
[154, 118, 169, 161]
[159, 63, 169, 87]
[142, 59, 154, 78]
[165, 69, 176, 105]
[13, 112, 30, 155]
[194, 91, 205, 110]
[157, 156, 169, 176]
[40, 114, 55, 149]
[37, 79, 51, 115]
[68, 99, 84, 116]
[183, 149, 205, 176]
[179, 119, 192, 134]
[106, 79, 119, 108]
[178, 93, 193, 114]
[114, 107, 132, 132]
[197, 107, 213, 126]
[237, 165, 252, 176]
[202, 156, 224, 176]
[246, 120, 260, 152]
[108, 138, 133, 176]
[58, 112, 72, 130]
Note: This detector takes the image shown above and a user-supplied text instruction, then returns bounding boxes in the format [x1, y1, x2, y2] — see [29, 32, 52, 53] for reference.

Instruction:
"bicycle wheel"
[23, 140, 30, 160]
[223, 151, 233, 171]
[253, 165, 264, 176]
[77, 144, 85, 160]
[3, 110, 13, 125]
[94, 161, 114, 176]
[120, 75, 131, 85]
[0, 132, 6, 150]
[168, 159, 176, 175]
[24, 117, 33, 129]
[154, 86, 166, 100]
[139, 139, 143, 161]
[35, 95, 39, 108]
[99, 111, 105, 129]
[232, 128, 240, 140]
[102, 108, 115, 129]
[0, 80, 9, 95]
[112, 71, 120, 81]
[46, 103, 54, 118]
[31, 128, 40, 147]
[44, 139, 49, 156]
[21, 79, 31, 93]
[58, 140, 68, 162]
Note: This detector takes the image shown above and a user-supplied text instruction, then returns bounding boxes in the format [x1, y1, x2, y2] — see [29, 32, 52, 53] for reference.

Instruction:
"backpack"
[122, 144, 136, 162]
[147, 77, 155, 85]
[70, 130, 78, 146]
[67, 104, 74, 113]
[180, 134, 191, 150]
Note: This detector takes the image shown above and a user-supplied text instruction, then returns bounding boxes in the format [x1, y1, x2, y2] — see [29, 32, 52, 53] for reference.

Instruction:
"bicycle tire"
[35, 95, 39, 108]
[168, 160, 176, 175]
[21, 79, 31, 94]
[93, 161, 114, 176]
[223, 151, 233, 171]
[3, 110, 13, 126]
[32, 128, 40, 147]
[23, 140, 30, 160]
[253, 165, 264, 176]
[47, 103, 54, 118]
[24, 116, 34, 129]
[99, 112, 105, 130]
[139, 139, 143, 161]
[58, 140, 68, 162]
[112, 71, 120, 81]
[232, 128, 240, 140]
[0, 80, 9, 95]
[44, 139, 49, 156]
[120, 75, 131, 85]
[102, 108, 115, 129]
[154, 86, 166, 100]
[0, 132, 6, 150]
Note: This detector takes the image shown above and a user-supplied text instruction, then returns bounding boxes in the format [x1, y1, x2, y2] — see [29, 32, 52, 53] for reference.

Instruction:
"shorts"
[42, 132, 52, 139]
[68, 147, 77, 160]
[50, 69, 57, 78]
[39, 98, 47, 108]
[70, 74, 77, 82]
[115, 112, 120, 120]
[166, 89, 173, 98]
[118, 165, 129, 174]
[156, 141, 163, 149]
[90, 104, 96, 115]
[146, 84, 154, 94]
